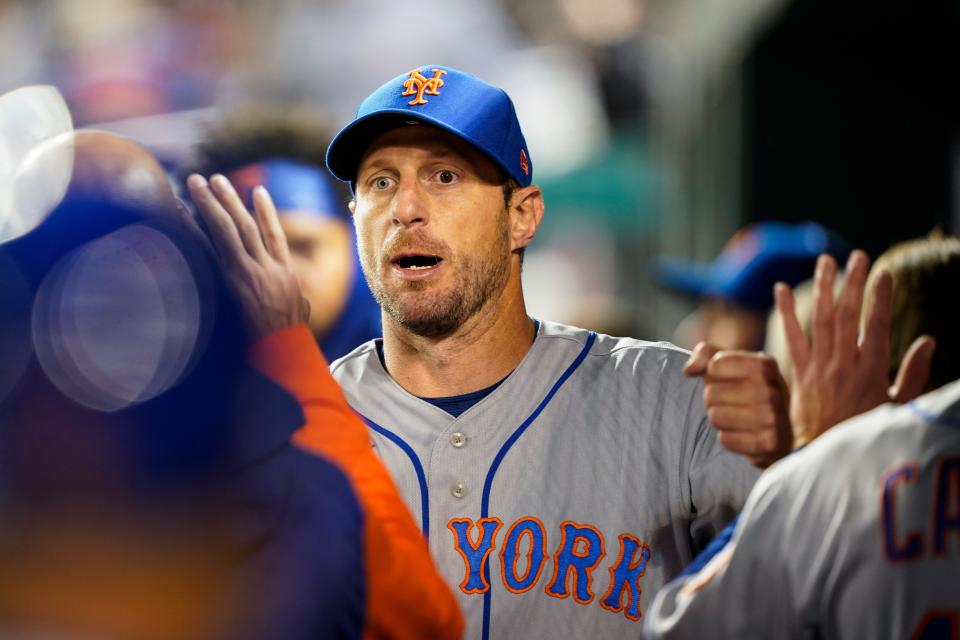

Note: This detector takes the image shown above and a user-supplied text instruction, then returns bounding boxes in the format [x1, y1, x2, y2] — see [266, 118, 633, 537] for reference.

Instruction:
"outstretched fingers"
[810, 254, 837, 368]
[252, 185, 291, 264]
[775, 281, 810, 376]
[833, 250, 869, 363]
[187, 174, 249, 267]
[208, 174, 267, 260]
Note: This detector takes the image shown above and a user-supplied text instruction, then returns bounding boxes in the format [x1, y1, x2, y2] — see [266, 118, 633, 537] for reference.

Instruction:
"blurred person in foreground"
[644, 236, 954, 639]
[192, 106, 380, 361]
[657, 221, 849, 351]
[0, 130, 460, 639]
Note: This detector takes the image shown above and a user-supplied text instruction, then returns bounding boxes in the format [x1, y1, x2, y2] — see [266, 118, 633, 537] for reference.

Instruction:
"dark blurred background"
[1, 0, 956, 340]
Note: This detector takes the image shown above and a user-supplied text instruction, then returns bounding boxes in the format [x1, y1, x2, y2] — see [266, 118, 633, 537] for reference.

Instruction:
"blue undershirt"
[375, 319, 540, 418]
[419, 378, 507, 417]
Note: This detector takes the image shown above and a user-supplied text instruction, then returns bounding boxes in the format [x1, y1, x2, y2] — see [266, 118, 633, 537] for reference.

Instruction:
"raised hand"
[184, 173, 310, 341]
[775, 250, 935, 447]
[684, 343, 792, 469]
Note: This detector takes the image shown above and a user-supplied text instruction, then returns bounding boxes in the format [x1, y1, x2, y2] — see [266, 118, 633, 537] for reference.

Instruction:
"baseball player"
[644, 244, 955, 639]
[656, 221, 849, 351]
[644, 380, 960, 639]
[300, 64, 793, 639]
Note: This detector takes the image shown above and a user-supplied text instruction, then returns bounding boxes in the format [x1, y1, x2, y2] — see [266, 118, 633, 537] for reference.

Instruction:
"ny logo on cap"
[402, 68, 447, 106]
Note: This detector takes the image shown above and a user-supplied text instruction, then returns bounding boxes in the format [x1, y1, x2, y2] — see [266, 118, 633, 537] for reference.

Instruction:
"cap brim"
[654, 256, 714, 298]
[326, 109, 517, 188]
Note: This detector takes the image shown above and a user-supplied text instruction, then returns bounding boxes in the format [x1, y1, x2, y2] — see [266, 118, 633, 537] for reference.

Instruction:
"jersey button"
[450, 432, 467, 448]
[451, 482, 467, 499]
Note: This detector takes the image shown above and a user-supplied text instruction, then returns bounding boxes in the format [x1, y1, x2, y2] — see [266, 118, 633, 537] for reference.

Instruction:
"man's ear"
[348, 199, 357, 215]
[509, 185, 544, 252]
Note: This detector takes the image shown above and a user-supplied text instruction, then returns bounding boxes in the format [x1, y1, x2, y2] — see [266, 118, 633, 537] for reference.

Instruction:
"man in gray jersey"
[309, 64, 794, 639]
[644, 242, 953, 639]
[645, 379, 960, 639]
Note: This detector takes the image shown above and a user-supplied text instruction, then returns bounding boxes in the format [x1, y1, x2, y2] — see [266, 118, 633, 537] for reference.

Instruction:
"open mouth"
[391, 253, 445, 280]
[393, 255, 443, 270]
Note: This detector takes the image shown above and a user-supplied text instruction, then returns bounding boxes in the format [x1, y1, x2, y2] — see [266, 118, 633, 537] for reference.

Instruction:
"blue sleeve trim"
[677, 515, 739, 578]
[479, 331, 596, 640]
[360, 413, 430, 540]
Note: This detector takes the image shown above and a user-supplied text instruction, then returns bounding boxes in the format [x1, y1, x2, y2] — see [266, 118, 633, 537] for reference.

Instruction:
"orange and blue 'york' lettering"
[546, 521, 606, 604]
[448, 517, 503, 594]
[499, 517, 547, 593]
[449, 515, 655, 623]
[600, 533, 651, 621]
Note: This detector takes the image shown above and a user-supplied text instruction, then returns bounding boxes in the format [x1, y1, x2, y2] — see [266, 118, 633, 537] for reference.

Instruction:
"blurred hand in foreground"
[185, 174, 310, 342]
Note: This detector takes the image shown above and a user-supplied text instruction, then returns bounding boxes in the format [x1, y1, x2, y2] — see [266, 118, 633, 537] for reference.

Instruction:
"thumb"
[684, 342, 721, 377]
[889, 335, 936, 403]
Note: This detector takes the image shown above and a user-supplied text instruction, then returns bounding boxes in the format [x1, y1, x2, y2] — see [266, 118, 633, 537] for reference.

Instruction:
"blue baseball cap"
[225, 158, 347, 220]
[325, 65, 532, 189]
[656, 222, 850, 310]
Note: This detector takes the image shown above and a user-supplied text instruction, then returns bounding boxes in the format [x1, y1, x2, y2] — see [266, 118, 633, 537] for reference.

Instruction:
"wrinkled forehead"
[357, 124, 504, 182]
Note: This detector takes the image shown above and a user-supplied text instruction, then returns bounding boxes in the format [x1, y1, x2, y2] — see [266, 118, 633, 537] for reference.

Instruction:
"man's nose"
[391, 179, 429, 228]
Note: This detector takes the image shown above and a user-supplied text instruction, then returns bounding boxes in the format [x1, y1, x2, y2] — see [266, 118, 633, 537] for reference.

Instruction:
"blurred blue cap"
[326, 65, 532, 188]
[656, 222, 850, 310]
[226, 158, 346, 220]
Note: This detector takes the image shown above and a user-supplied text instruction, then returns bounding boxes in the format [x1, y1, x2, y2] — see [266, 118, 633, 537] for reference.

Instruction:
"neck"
[381, 279, 535, 397]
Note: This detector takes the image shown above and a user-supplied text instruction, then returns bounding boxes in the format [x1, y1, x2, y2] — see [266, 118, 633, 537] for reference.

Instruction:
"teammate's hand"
[775, 250, 936, 448]
[684, 344, 792, 468]
[184, 173, 310, 341]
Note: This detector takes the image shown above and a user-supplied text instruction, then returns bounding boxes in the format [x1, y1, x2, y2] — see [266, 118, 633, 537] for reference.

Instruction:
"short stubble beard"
[358, 210, 512, 339]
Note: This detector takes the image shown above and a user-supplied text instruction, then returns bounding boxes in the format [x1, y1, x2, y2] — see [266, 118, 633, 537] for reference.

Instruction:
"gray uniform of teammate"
[332, 320, 759, 639]
[644, 378, 960, 640]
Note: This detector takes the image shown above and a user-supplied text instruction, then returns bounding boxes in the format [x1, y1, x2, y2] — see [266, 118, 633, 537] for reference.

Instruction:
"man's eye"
[373, 177, 392, 189]
[437, 170, 456, 184]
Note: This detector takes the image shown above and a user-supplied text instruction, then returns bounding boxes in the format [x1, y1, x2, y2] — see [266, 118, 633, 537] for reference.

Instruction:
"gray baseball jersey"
[643, 378, 960, 640]
[330, 320, 759, 640]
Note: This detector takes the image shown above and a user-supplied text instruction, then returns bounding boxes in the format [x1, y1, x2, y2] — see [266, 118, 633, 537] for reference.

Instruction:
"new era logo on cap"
[325, 65, 533, 189]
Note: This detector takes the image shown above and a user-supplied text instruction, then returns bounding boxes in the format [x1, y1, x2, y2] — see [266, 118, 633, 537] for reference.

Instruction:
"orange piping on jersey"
[545, 520, 607, 605]
[932, 456, 960, 556]
[599, 533, 652, 621]
[249, 325, 463, 640]
[498, 517, 548, 594]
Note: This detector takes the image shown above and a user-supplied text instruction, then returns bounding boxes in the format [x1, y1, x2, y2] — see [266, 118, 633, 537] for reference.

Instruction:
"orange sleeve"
[249, 325, 463, 640]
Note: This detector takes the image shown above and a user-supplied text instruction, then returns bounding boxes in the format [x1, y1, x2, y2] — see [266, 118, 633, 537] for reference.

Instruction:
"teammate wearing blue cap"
[657, 221, 850, 352]
[193, 107, 380, 361]
[310, 65, 794, 639]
